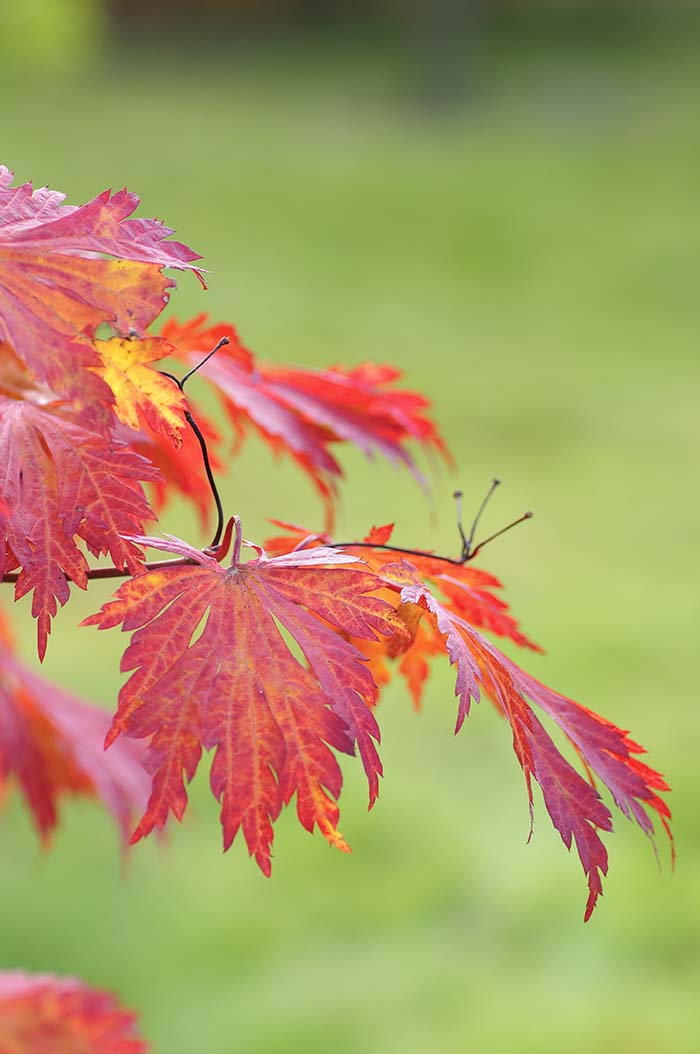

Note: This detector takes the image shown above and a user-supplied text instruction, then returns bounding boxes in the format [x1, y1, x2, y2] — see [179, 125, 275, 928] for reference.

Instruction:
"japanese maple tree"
[0, 165, 671, 1049]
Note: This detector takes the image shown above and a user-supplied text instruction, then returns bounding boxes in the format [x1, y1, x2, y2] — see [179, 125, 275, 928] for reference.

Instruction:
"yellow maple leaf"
[92, 336, 186, 446]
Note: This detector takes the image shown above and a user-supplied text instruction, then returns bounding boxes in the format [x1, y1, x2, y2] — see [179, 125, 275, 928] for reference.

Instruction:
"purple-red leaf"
[0, 399, 158, 658]
[390, 563, 671, 920]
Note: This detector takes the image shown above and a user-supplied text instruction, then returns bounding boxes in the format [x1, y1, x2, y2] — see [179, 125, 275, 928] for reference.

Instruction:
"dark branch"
[158, 338, 229, 549]
[327, 540, 468, 566]
[467, 511, 532, 561]
[330, 504, 532, 567]
[179, 336, 229, 389]
[2, 556, 197, 585]
[185, 409, 224, 548]
[461, 476, 500, 560]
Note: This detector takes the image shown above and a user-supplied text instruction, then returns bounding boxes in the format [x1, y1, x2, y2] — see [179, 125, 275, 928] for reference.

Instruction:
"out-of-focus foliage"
[0, 0, 104, 75]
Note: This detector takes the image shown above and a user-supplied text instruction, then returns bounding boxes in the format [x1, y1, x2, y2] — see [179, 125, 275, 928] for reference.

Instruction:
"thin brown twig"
[329, 511, 533, 567]
[1, 508, 533, 587]
[2, 557, 197, 586]
[159, 337, 229, 548]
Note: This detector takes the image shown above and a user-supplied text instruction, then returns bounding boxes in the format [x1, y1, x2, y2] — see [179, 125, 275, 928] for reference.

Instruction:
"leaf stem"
[159, 337, 229, 548]
[329, 510, 532, 566]
[179, 336, 229, 389]
[184, 408, 224, 548]
[2, 557, 196, 585]
[2, 341, 230, 589]
[1, 511, 534, 588]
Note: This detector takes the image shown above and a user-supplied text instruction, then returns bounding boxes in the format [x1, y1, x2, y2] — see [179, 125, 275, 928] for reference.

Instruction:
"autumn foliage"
[0, 971, 146, 1053]
[0, 160, 672, 1035]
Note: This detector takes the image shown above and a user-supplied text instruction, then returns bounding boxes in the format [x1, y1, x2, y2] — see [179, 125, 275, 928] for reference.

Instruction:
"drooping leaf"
[161, 315, 449, 523]
[0, 398, 158, 658]
[382, 560, 672, 920]
[261, 524, 672, 918]
[385, 549, 543, 655]
[83, 520, 408, 874]
[0, 165, 200, 405]
[0, 609, 148, 844]
[0, 970, 147, 1054]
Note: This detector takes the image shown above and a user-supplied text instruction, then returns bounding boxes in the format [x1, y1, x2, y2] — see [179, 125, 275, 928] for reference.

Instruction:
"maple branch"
[327, 515, 532, 567]
[2, 340, 231, 588]
[179, 336, 230, 389]
[327, 540, 469, 566]
[159, 337, 230, 548]
[456, 476, 501, 560]
[184, 408, 225, 548]
[2, 557, 197, 586]
[330, 482, 532, 567]
[467, 511, 533, 560]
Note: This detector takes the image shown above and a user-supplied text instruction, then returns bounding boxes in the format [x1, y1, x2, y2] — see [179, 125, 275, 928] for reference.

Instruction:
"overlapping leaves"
[260, 523, 673, 918]
[0, 609, 148, 844]
[1, 168, 441, 651]
[0, 970, 147, 1053]
[161, 314, 449, 520]
[0, 164, 200, 406]
[0, 164, 672, 921]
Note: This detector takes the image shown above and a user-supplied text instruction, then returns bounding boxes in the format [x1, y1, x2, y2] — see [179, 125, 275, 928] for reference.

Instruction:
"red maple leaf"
[0, 610, 148, 844]
[261, 524, 672, 919]
[0, 165, 200, 406]
[381, 560, 672, 920]
[0, 399, 159, 658]
[83, 519, 409, 874]
[0, 970, 147, 1053]
[161, 315, 449, 523]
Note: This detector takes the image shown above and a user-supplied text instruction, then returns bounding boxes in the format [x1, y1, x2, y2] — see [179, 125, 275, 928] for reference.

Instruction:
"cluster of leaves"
[0, 163, 671, 951]
[0, 970, 146, 1053]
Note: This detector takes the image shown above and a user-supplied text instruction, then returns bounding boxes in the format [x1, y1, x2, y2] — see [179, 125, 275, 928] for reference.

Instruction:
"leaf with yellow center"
[93, 336, 187, 446]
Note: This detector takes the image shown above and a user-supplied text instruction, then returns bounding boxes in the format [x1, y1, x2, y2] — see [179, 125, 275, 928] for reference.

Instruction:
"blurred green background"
[2, 2, 699, 1051]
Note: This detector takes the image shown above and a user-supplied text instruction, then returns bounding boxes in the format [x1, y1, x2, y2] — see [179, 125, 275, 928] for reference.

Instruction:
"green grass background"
[2, 15, 699, 1053]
